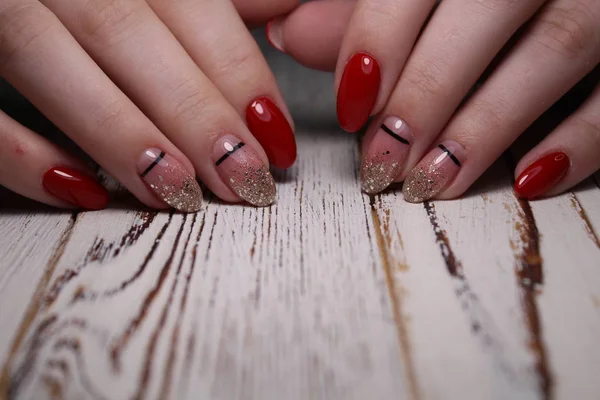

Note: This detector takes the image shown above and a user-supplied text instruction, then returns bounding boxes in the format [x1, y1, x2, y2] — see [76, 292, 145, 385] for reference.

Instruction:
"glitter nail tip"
[138, 148, 203, 212]
[403, 141, 465, 203]
[360, 116, 413, 194]
[213, 135, 276, 207]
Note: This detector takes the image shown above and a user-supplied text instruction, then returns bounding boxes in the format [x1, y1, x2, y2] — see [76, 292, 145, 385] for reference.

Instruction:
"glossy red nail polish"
[246, 97, 296, 169]
[514, 152, 570, 199]
[43, 166, 109, 210]
[337, 52, 381, 132]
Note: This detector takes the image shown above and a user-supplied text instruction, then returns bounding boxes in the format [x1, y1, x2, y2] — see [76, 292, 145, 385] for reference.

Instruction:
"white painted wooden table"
[1, 37, 600, 400]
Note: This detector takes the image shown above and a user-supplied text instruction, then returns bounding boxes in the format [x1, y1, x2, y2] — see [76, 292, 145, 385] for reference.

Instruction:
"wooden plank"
[0, 200, 74, 367]
[529, 188, 600, 400]
[0, 130, 409, 400]
[371, 159, 543, 400]
[1, 129, 599, 399]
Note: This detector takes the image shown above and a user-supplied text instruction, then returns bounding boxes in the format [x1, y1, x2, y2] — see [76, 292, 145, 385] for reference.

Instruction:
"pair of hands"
[1, 0, 599, 213]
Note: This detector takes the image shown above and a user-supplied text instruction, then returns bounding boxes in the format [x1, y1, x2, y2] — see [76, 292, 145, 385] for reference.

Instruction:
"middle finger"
[42, 0, 279, 205]
[360, 0, 546, 194]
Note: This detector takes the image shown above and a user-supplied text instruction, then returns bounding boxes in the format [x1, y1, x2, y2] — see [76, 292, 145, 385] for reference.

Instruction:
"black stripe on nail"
[216, 142, 245, 166]
[438, 144, 461, 167]
[381, 124, 410, 145]
[141, 151, 165, 177]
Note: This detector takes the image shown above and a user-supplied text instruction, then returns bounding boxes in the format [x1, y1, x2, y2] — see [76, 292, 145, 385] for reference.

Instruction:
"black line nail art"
[216, 142, 246, 166]
[438, 144, 461, 167]
[381, 124, 410, 145]
[141, 151, 165, 177]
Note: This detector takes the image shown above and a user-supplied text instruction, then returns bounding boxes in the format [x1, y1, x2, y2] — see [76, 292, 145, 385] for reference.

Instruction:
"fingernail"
[266, 19, 285, 52]
[337, 52, 381, 132]
[213, 135, 276, 207]
[403, 141, 465, 203]
[514, 152, 570, 199]
[42, 166, 109, 210]
[361, 116, 413, 194]
[246, 97, 297, 169]
[137, 149, 202, 212]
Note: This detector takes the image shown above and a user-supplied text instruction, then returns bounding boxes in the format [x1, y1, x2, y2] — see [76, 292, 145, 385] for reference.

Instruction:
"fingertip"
[266, 18, 285, 52]
[278, 0, 354, 71]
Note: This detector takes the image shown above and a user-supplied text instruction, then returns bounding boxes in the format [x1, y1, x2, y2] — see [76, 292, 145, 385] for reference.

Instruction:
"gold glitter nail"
[213, 137, 277, 207]
[403, 167, 443, 203]
[360, 156, 399, 195]
[228, 164, 276, 207]
[138, 149, 203, 213]
[402, 143, 464, 203]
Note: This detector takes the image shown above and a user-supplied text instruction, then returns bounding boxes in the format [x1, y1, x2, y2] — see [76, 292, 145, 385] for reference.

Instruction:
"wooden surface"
[1, 36, 600, 400]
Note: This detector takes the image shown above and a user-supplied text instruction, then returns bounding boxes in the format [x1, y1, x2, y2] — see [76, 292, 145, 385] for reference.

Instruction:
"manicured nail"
[514, 152, 570, 199]
[246, 97, 296, 169]
[337, 52, 381, 132]
[403, 141, 465, 203]
[213, 135, 276, 207]
[42, 166, 109, 210]
[266, 19, 285, 52]
[361, 116, 413, 194]
[137, 149, 202, 213]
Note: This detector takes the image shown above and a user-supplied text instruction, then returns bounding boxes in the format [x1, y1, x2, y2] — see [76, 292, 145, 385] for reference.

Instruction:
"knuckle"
[169, 80, 213, 125]
[0, 3, 56, 71]
[575, 115, 600, 149]
[533, 3, 598, 58]
[213, 44, 257, 78]
[91, 100, 126, 137]
[460, 97, 512, 140]
[403, 59, 451, 100]
[78, 0, 145, 41]
[471, 0, 520, 12]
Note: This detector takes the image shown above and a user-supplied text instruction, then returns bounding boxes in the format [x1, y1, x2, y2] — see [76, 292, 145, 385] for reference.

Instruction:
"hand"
[0, 0, 299, 212]
[268, 0, 600, 201]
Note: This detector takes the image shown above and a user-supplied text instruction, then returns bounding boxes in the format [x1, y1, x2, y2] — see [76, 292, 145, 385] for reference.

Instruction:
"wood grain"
[1, 129, 599, 400]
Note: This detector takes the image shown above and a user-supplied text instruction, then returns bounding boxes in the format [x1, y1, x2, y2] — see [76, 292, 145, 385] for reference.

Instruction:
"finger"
[360, 0, 546, 194]
[0, 111, 108, 210]
[232, 0, 299, 27]
[0, 0, 201, 212]
[266, 0, 354, 71]
[42, 0, 276, 205]
[401, 0, 600, 203]
[335, 0, 438, 132]
[515, 79, 600, 199]
[147, 0, 296, 169]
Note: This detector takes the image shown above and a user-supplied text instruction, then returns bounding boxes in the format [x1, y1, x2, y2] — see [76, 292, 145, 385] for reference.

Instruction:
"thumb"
[266, 0, 355, 71]
[234, 0, 301, 27]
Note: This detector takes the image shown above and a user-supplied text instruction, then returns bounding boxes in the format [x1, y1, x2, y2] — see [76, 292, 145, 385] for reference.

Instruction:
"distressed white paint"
[0, 130, 599, 400]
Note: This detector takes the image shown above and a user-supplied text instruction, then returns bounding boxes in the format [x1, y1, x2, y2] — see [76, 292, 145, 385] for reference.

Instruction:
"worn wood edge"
[504, 152, 553, 399]
[0, 213, 77, 399]
[369, 195, 421, 400]
[568, 192, 600, 249]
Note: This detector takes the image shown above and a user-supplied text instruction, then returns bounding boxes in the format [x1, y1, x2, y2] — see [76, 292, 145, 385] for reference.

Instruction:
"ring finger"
[402, 0, 600, 202]
[0, 0, 199, 211]
[359, 0, 546, 194]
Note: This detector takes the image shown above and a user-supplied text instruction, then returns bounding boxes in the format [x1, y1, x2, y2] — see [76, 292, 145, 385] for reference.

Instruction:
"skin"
[0, 0, 298, 209]
[269, 0, 600, 200]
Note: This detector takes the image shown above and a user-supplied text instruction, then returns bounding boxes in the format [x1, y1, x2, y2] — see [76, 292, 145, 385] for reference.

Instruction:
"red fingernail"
[337, 52, 381, 132]
[42, 166, 109, 210]
[514, 152, 570, 199]
[246, 96, 297, 169]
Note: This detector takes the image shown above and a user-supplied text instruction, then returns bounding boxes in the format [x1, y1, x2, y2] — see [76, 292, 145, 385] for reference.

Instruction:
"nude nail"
[361, 116, 413, 194]
[266, 18, 285, 52]
[403, 140, 465, 203]
[213, 135, 276, 207]
[137, 148, 203, 212]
